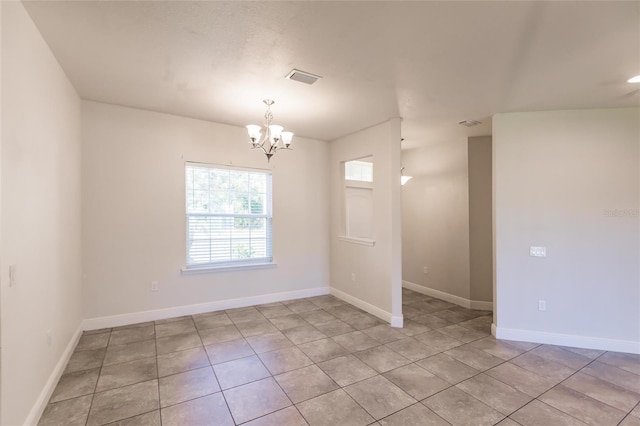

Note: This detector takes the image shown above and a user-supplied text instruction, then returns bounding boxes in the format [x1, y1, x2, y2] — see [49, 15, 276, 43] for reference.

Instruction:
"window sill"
[181, 262, 277, 274]
[337, 236, 375, 247]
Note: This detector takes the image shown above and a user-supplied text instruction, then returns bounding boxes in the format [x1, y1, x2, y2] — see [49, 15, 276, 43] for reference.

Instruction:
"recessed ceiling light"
[458, 120, 481, 127]
[285, 69, 322, 85]
[628, 75, 640, 83]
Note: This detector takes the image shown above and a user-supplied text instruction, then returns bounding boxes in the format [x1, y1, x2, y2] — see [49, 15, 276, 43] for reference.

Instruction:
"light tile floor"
[39, 289, 640, 425]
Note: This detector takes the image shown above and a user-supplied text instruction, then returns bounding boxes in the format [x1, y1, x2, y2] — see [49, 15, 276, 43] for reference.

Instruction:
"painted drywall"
[329, 119, 402, 322]
[468, 136, 493, 303]
[82, 101, 330, 320]
[401, 138, 471, 300]
[493, 108, 640, 351]
[1, 2, 83, 424]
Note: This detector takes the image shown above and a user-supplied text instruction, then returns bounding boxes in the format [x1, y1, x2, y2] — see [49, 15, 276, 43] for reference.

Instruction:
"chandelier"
[246, 99, 294, 162]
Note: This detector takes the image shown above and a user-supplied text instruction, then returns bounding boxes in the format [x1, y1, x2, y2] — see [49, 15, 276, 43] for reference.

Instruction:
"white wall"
[1, 2, 83, 424]
[82, 101, 330, 322]
[402, 138, 472, 301]
[493, 108, 640, 353]
[329, 119, 403, 324]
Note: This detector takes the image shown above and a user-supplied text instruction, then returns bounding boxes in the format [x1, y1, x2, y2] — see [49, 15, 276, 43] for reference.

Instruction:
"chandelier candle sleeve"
[246, 99, 294, 162]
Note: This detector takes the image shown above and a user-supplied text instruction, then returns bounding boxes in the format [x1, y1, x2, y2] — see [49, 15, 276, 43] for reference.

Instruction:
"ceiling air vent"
[285, 69, 322, 85]
[458, 120, 482, 127]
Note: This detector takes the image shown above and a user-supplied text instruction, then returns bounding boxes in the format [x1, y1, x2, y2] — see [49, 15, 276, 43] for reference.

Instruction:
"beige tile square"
[213, 355, 271, 390]
[64, 348, 106, 374]
[87, 380, 159, 426]
[296, 389, 374, 426]
[96, 357, 158, 392]
[314, 320, 356, 337]
[562, 371, 640, 412]
[75, 332, 110, 352]
[243, 406, 308, 426]
[158, 366, 220, 407]
[160, 393, 233, 426]
[456, 373, 532, 415]
[50, 368, 100, 403]
[297, 338, 348, 363]
[157, 346, 210, 377]
[259, 346, 313, 375]
[103, 340, 156, 366]
[106, 410, 160, 426]
[361, 324, 406, 344]
[223, 377, 292, 424]
[236, 319, 279, 337]
[247, 331, 294, 354]
[529, 345, 591, 370]
[154, 318, 196, 338]
[109, 325, 155, 346]
[383, 364, 450, 400]
[598, 352, 640, 375]
[198, 324, 243, 345]
[417, 353, 480, 384]
[379, 403, 449, 426]
[468, 336, 526, 360]
[205, 338, 255, 365]
[156, 331, 202, 355]
[275, 365, 339, 403]
[283, 325, 328, 345]
[354, 345, 411, 373]
[193, 312, 233, 331]
[331, 331, 380, 352]
[437, 324, 488, 343]
[38, 395, 92, 426]
[582, 361, 640, 393]
[317, 355, 378, 387]
[414, 330, 463, 351]
[510, 399, 588, 426]
[444, 344, 503, 371]
[344, 375, 416, 420]
[485, 362, 556, 397]
[269, 314, 310, 331]
[424, 387, 504, 426]
[540, 385, 627, 425]
[511, 352, 576, 382]
[385, 337, 439, 362]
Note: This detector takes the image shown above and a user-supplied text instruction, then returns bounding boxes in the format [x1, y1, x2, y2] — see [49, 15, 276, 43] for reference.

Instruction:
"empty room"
[1, 1, 639, 425]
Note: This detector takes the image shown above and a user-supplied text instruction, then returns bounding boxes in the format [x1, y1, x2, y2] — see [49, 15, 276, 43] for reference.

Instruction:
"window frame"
[182, 162, 274, 272]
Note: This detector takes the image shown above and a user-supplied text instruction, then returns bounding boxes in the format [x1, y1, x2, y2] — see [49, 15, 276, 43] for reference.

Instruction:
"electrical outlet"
[530, 246, 547, 257]
[538, 300, 547, 311]
[351, 273, 356, 282]
[423, 266, 429, 274]
[151, 281, 159, 292]
[46, 330, 52, 346]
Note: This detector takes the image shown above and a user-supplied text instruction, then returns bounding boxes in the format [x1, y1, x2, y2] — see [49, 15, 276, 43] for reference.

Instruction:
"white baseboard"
[329, 287, 403, 328]
[402, 280, 493, 311]
[83, 286, 330, 330]
[25, 325, 83, 426]
[494, 326, 640, 355]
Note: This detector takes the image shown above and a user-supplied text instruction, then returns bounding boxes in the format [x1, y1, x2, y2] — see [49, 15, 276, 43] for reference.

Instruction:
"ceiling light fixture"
[628, 75, 640, 83]
[246, 99, 294, 162]
[401, 167, 413, 185]
[458, 120, 482, 127]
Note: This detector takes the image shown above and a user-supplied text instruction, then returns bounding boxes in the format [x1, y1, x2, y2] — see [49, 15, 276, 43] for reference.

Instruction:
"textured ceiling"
[24, 1, 640, 149]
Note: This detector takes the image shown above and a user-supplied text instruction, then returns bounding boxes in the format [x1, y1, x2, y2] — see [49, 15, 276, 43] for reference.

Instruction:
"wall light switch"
[151, 281, 159, 292]
[529, 246, 546, 257]
[538, 300, 547, 311]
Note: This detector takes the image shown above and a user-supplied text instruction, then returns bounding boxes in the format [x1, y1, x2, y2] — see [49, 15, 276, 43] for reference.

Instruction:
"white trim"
[26, 325, 83, 426]
[494, 325, 640, 355]
[390, 315, 404, 328]
[337, 236, 375, 247]
[330, 287, 402, 328]
[402, 280, 493, 311]
[82, 286, 330, 330]
[181, 262, 277, 274]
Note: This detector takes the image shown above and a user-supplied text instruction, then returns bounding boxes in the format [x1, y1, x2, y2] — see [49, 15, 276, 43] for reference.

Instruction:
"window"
[185, 163, 272, 269]
[342, 157, 375, 245]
